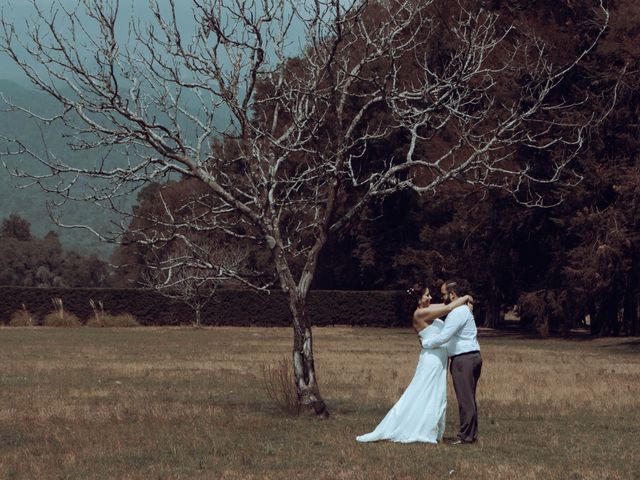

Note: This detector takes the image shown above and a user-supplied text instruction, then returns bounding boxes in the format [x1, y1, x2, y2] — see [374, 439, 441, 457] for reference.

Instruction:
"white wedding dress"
[356, 319, 448, 443]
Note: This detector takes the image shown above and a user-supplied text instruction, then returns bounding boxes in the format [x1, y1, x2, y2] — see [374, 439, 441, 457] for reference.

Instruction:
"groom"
[422, 280, 482, 444]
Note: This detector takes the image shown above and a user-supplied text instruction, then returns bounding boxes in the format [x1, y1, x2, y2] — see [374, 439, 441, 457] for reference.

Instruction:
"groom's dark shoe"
[450, 438, 477, 445]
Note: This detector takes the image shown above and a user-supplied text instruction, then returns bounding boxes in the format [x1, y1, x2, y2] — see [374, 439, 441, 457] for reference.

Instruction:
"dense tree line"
[316, 0, 640, 336]
[0, 214, 108, 288]
[108, 1, 640, 337]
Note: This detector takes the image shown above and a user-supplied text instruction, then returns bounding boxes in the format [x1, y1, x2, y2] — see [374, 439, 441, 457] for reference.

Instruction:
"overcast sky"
[0, 1, 216, 254]
[0, 0, 308, 84]
[0, 0, 203, 83]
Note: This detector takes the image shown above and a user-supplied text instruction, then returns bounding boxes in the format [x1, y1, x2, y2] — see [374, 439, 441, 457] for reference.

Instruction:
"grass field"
[0, 326, 639, 480]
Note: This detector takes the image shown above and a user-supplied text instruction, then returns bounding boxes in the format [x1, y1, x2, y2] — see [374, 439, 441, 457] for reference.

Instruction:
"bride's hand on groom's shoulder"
[465, 295, 474, 311]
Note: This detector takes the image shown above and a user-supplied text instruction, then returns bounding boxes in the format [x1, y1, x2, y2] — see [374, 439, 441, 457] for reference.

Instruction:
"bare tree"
[141, 236, 249, 326]
[0, 0, 613, 416]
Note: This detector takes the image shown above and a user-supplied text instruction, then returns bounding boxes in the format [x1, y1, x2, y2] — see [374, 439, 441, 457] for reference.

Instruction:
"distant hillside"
[0, 79, 232, 259]
[0, 80, 131, 259]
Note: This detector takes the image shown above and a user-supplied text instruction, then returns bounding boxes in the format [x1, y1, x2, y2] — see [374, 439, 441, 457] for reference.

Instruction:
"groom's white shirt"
[421, 305, 480, 356]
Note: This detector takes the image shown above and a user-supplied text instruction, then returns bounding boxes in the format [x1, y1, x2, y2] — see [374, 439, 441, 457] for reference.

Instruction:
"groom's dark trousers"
[450, 351, 483, 442]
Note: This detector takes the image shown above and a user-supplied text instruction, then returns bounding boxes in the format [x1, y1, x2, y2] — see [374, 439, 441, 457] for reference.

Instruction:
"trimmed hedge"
[0, 287, 414, 327]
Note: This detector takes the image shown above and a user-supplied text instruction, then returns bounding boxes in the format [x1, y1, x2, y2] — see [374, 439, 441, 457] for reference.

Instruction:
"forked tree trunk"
[272, 243, 329, 417]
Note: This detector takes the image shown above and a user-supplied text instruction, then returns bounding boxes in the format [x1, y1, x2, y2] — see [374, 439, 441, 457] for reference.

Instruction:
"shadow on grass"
[596, 338, 640, 353]
[477, 326, 612, 342]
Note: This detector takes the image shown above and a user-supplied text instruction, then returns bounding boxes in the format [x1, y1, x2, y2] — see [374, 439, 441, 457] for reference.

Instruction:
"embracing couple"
[356, 280, 482, 445]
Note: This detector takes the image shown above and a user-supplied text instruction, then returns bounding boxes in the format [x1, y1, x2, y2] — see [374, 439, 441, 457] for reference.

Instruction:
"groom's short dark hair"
[443, 279, 470, 296]
[443, 281, 459, 295]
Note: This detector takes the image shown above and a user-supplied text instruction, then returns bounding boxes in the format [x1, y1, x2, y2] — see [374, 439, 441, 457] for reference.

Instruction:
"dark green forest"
[0, 214, 108, 287]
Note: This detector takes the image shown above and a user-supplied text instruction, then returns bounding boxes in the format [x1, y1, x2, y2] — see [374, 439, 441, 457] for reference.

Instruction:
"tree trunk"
[284, 290, 329, 417]
[561, 311, 573, 338]
[622, 277, 638, 336]
[593, 291, 621, 336]
[536, 312, 550, 337]
[631, 295, 640, 337]
[623, 294, 638, 336]
[194, 305, 201, 327]
[484, 292, 502, 329]
[272, 246, 329, 417]
[292, 319, 329, 418]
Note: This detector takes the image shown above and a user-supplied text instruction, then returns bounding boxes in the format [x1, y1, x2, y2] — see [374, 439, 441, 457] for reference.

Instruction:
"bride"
[356, 287, 473, 443]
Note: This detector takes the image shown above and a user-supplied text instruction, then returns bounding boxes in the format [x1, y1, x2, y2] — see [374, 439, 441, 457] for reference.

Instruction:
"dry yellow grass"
[0, 326, 638, 479]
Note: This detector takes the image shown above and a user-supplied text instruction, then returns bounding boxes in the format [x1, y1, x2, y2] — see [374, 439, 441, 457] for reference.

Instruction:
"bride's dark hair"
[406, 283, 426, 310]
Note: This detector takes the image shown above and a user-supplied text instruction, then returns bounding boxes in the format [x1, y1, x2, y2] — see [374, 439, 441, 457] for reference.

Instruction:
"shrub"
[8, 304, 37, 326]
[88, 298, 105, 326]
[518, 290, 565, 337]
[85, 317, 101, 327]
[42, 311, 82, 327]
[42, 297, 82, 327]
[261, 357, 301, 416]
[86, 313, 140, 327]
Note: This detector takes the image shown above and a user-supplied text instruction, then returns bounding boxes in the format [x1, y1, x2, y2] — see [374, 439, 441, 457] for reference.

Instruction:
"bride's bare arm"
[412, 295, 473, 332]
